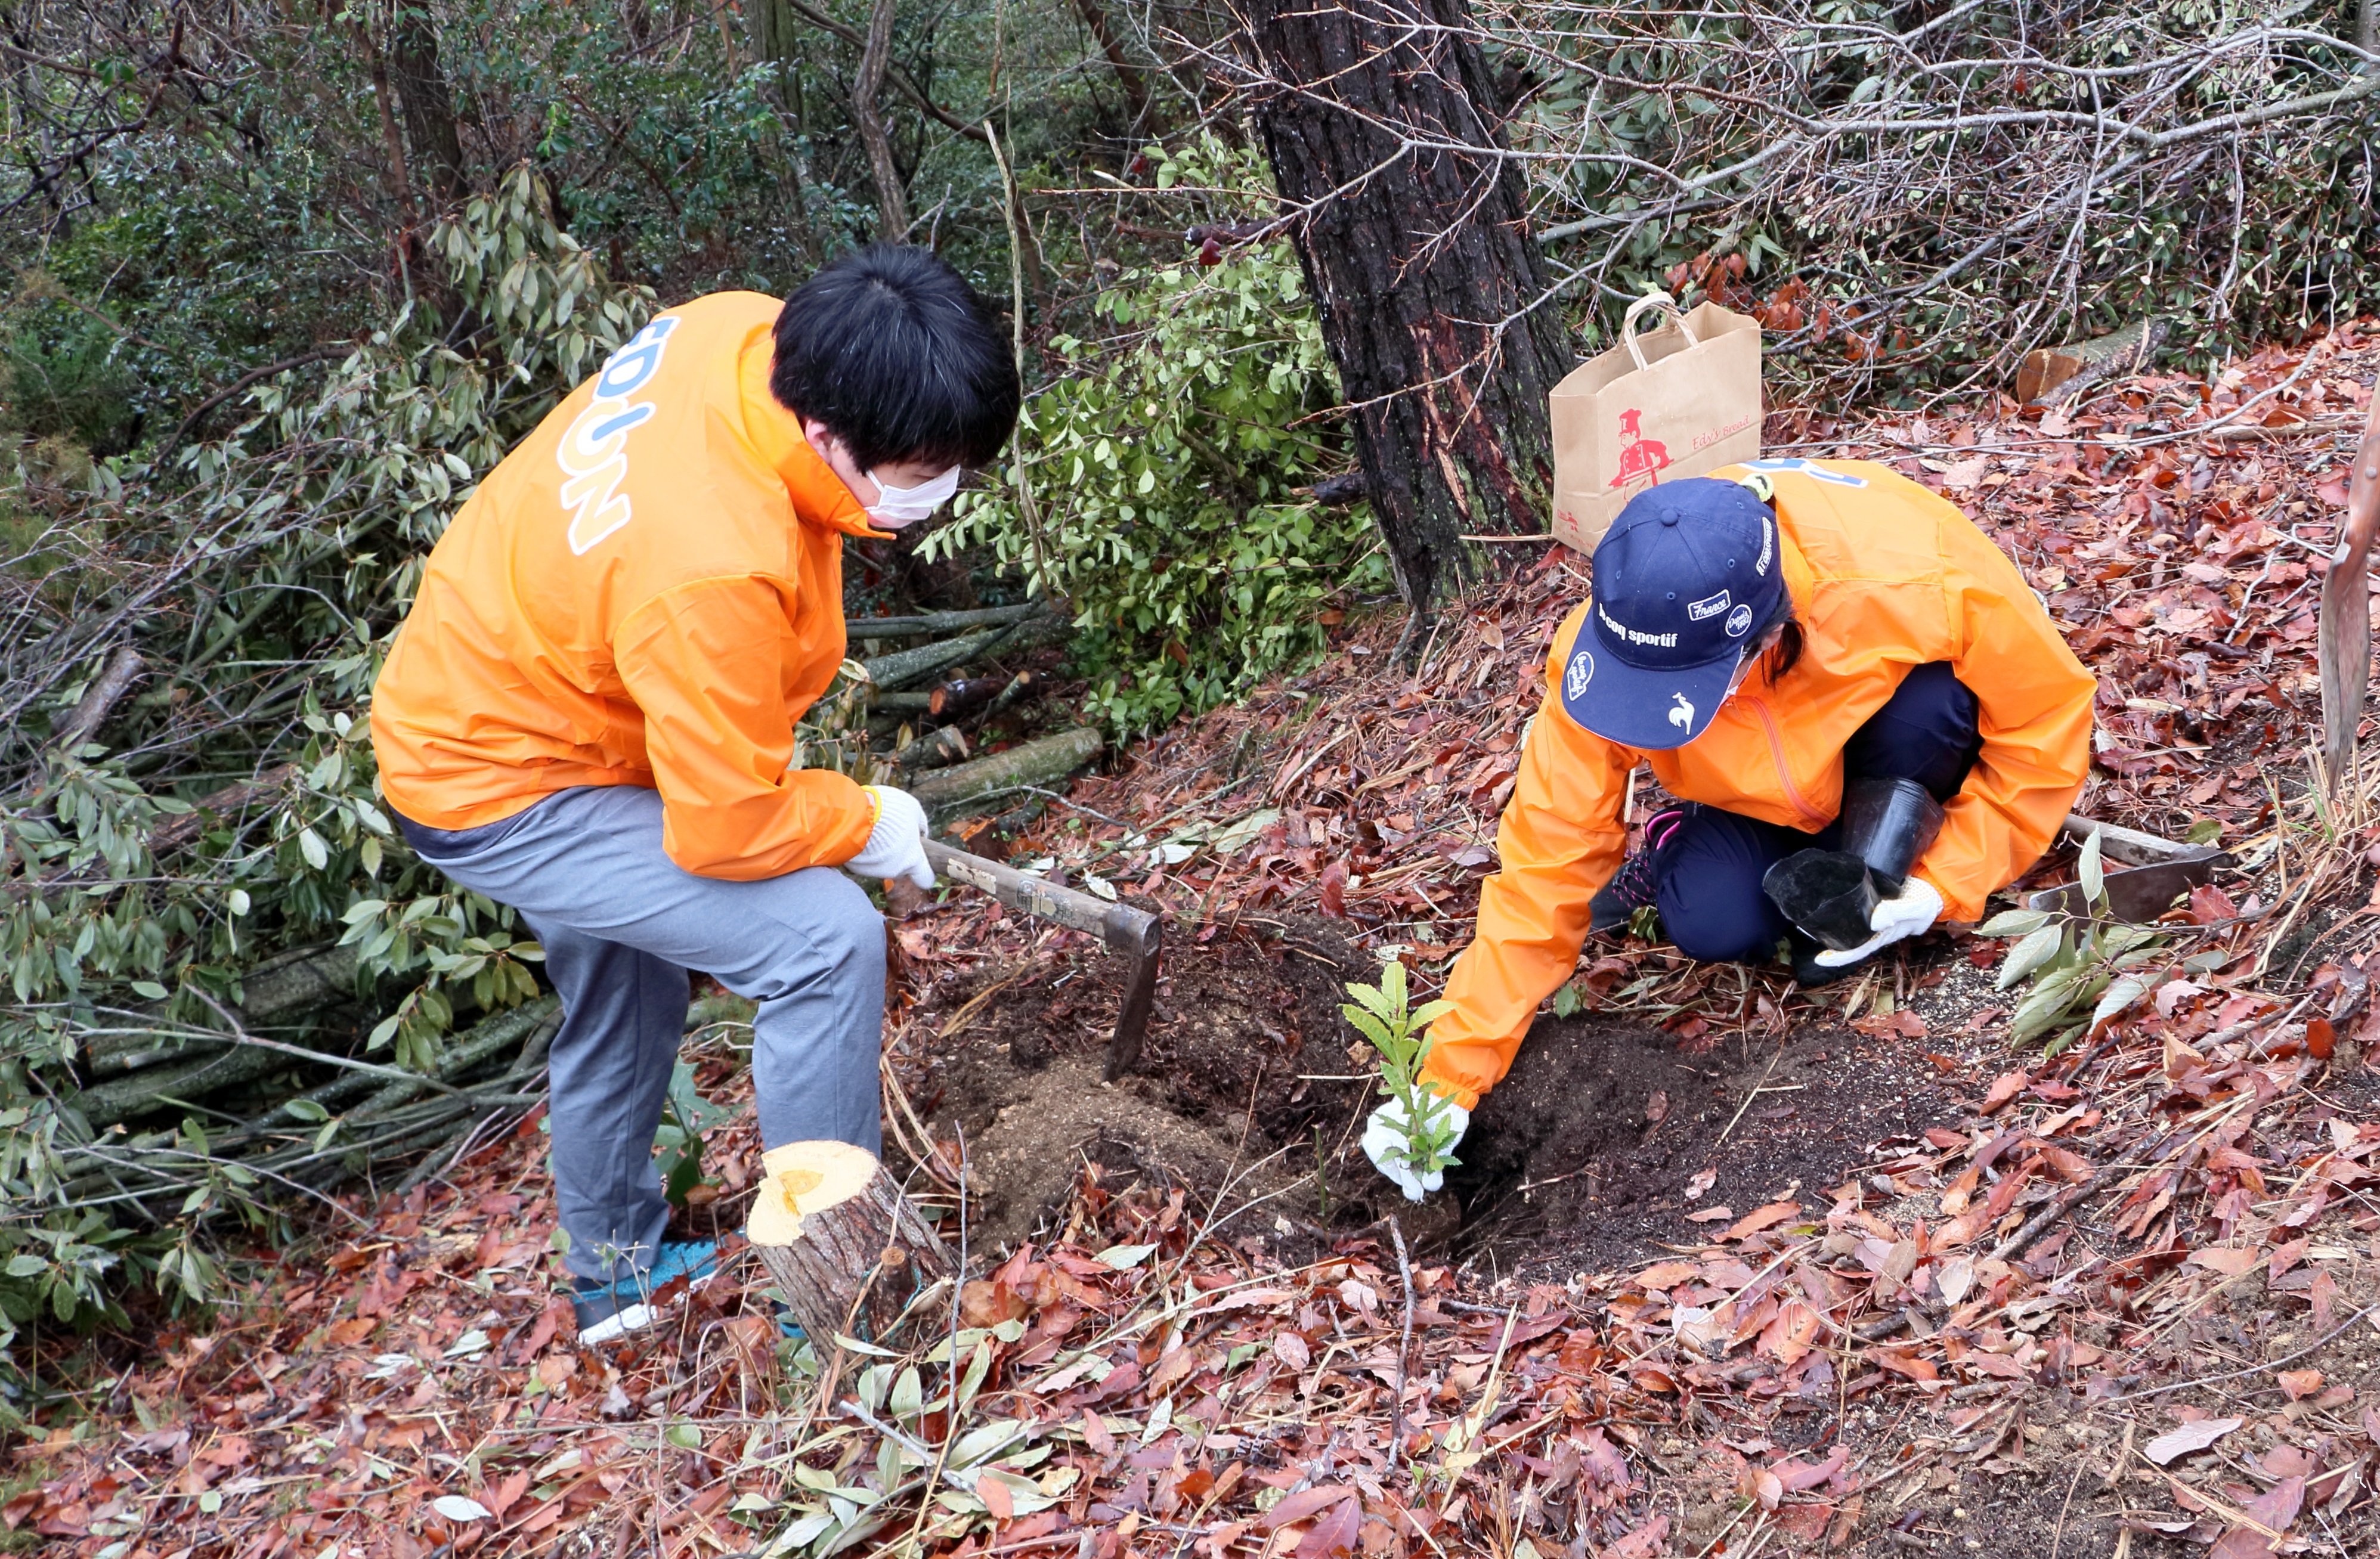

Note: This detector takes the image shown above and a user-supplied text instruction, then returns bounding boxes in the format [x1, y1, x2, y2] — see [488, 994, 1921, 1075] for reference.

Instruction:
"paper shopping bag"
[1548, 292, 1763, 556]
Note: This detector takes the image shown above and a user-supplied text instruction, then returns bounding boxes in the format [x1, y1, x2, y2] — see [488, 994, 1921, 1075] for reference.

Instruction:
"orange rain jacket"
[1421, 458, 2096, 1108]
[371, 292, 884, 879]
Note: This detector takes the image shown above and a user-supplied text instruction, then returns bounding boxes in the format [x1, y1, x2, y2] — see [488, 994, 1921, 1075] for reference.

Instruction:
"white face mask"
[864, 464, 962, 526]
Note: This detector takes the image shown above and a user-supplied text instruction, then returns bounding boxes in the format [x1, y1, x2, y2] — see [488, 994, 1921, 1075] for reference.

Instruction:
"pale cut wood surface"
[747, 1140, 954, 1345]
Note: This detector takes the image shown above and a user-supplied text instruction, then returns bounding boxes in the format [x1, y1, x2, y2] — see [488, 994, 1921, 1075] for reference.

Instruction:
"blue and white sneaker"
[771, 1302, 809, 1344]
[570, 1239, 719, 1344]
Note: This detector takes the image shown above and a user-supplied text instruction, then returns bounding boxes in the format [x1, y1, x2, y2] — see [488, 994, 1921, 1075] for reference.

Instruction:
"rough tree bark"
[2360, 0, 2378, 55]
[852, 0, 911, 238]
[1234, 0, 1571, 624]
[389, 2, 468, 209]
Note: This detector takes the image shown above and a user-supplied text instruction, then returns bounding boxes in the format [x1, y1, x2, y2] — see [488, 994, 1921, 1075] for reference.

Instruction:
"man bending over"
[372, 246, 1020, 1340]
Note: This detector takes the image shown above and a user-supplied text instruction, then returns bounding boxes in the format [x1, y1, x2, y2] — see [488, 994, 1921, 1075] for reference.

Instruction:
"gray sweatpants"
[398, 785, 884, 1284]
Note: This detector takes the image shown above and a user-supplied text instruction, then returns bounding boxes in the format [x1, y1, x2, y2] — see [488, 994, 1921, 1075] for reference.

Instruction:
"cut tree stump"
[747, 1140, 954, 1345]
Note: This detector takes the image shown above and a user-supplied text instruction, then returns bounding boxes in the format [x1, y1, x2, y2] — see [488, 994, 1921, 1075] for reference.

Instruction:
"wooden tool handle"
[923, 839, 1160, 956]
[2316, 395, 2380, 791]
[2347, 395, 2380, 562]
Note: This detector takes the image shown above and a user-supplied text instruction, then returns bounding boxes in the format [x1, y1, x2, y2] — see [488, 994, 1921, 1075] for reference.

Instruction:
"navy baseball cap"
[1557, 478, 1785, 749]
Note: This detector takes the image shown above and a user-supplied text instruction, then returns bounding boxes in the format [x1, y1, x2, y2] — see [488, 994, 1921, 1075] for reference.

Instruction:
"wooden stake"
[745, 1140, 954, 1345]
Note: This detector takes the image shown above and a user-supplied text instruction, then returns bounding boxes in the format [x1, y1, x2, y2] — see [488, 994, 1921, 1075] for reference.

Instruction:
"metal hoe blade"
[920, 838, 1163, 1081]
[2026, 849, 2232, 923]
[2032, 816, 2232, 923]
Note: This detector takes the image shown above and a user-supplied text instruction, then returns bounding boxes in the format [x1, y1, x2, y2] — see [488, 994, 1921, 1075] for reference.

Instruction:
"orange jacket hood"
[370, 292, 887, 879]
[1422, 458, 2096, 1107]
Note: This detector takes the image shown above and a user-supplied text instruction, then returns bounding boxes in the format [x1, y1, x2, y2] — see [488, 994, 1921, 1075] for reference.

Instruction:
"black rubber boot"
[1788, 931, 1873, 989]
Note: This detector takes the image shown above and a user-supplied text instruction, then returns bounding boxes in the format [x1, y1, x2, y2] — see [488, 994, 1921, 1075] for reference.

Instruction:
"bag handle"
[1621, 291, 1698, 371]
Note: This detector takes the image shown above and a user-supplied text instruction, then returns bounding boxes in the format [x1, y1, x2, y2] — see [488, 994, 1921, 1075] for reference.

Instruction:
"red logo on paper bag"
[1610, 408, 1670, 489]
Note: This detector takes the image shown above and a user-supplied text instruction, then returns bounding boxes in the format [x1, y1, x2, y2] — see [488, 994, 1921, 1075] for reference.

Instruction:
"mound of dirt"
[900, 912, 1961, 1275]
[1451, 1010, 1958, 1277]
[902, 913, 1375, 1249]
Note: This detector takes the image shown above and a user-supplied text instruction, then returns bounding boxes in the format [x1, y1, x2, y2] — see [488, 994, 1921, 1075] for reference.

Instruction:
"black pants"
[1652, 662, 1983, 962]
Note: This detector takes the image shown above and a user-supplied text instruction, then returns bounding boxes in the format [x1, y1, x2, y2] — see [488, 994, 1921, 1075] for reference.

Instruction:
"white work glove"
[1362, 1093, 1471, 1202]
[844, 786, 934, 891]
[1813, 875, 1944, 966]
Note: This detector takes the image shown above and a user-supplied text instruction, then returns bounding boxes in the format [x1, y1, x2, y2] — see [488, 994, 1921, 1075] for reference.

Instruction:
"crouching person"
[370, 246, 1020, 1338]
[1364, 461, 2095, 1200]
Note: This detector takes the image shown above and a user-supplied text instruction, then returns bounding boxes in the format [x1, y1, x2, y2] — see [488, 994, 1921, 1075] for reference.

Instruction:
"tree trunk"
[1070, 0, 1154, 126]
[389, 2, 468, 209]
[742, 0, 827, 261]
[852, 0, 911, 238]
[2360, 0, 2378, 55]
[747, 1140, 954, 1344]
[747, 0, 796, 69]
[1234, 0, 1571, 621]
[358, 23, 421, 234]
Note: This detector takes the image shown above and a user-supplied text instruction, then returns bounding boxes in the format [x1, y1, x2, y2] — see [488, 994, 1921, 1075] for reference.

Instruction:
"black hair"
[770, 244, 1022, 472]
[1747, 590, 1804, 687]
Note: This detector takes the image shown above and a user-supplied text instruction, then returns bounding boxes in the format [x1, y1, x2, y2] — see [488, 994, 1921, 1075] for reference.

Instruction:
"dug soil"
[898, 914, 1961, 1279]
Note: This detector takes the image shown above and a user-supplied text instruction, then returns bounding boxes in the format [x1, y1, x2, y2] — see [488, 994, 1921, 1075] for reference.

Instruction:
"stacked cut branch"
[855, 608, 1078, 798]
[54, 993, 562, 1220]
[50, 926, 559, 1219]
[909, 727, 1104, 823]
[858, 605, 1066, 695]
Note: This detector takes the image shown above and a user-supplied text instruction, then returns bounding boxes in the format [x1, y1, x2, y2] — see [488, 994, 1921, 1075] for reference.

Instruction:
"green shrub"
[0, 300, 146, 456]
[924, 141, 1389, 735]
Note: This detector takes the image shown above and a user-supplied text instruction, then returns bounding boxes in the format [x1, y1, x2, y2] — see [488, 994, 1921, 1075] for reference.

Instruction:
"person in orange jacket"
[371, 246, 1020, 1337]
[1364, 461, 2095, 1200]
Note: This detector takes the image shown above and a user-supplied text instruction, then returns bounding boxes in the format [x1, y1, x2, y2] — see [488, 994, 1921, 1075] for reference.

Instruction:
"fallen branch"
[84, 942, 358, 1075]
[45, 645, 145, 761]
[5, 763, 296, 905]
[927, 674, 1020, 720]
[848, 604, 1046, 640]
[909, 727, 1104, 819]
[52, 998, 562, 1210]
[893, 724, 971, 771]
[157, 344, 355, 455]
[863, 627, 1011, 693]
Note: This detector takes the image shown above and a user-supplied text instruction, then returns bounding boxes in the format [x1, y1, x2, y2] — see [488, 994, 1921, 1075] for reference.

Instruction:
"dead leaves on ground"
[17, 329, 2380, 1558]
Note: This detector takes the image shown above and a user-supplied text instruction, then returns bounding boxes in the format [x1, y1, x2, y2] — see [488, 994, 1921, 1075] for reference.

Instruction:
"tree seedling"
[1344, 956, 1460, 1191]
[1977, 825, 2173, 1053]
[654, 1061, 735, 1208]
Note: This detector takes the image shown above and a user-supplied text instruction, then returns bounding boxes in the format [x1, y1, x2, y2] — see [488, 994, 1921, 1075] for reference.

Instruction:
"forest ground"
[10, 333, 2380, 1558]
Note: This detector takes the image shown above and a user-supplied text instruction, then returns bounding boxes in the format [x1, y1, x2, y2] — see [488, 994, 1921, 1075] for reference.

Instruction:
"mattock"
[922, 839, 1163, 1080]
